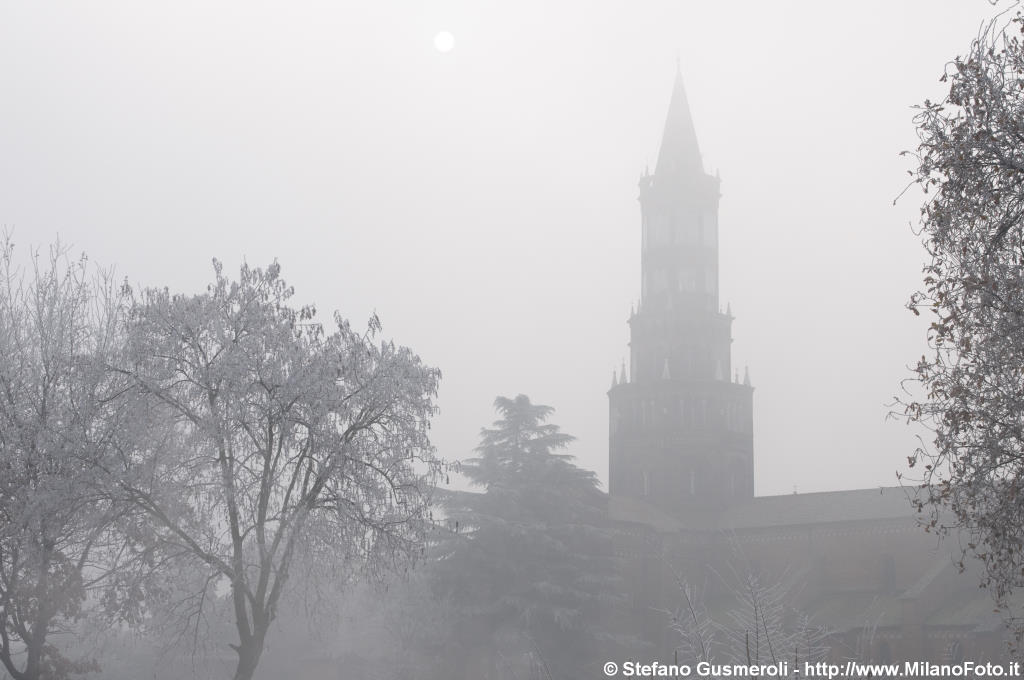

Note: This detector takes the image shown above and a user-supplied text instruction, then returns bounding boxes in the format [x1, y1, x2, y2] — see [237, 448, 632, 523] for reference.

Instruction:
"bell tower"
[608, 70, 754, 517]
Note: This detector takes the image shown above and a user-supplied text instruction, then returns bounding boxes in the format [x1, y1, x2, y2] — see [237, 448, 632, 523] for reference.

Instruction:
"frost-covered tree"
[900, 7, 1024, 644]
[665, 560, 828, 677]
[437, 395, 628, 680]
[0, 240, 131, 680]
[109, 260, 441, 680]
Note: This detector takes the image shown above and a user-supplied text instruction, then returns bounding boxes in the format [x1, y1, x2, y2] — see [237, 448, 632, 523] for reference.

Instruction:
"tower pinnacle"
[654, 70, 703, 178]
[608, 70, 753, 516]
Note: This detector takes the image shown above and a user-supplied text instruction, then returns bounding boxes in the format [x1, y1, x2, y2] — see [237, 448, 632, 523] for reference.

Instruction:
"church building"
[607, 70, 1011, 666]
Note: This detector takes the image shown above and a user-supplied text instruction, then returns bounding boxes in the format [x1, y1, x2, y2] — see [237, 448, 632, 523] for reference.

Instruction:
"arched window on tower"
[678, 268, 697, 292]
[641, 470, 651, 497]
[654, 219, 669, 244]
[655, 270, 669, 292]
[680, 214, 697, 244]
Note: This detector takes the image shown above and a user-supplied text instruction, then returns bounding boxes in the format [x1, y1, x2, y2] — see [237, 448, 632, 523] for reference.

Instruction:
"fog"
[0, 2, 995, 497]
[5, 3, 1022, 679]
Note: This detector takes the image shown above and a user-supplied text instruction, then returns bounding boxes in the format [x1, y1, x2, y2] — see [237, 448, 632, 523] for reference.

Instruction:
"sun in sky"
[433, 30, 455, 54]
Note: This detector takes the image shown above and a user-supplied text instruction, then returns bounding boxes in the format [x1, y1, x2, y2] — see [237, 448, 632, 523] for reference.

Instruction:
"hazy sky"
[0, 1, 1001, 496]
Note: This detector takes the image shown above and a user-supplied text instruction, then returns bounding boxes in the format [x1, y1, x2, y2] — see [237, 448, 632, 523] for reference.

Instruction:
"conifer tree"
[438, 395, 625, 679]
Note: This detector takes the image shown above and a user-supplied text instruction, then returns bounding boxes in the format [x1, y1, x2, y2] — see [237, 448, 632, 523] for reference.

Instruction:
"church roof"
[803, 590, 904, 632]
[925, 585, 1006, 631]
[609, 486, 920, 532]
[654, 68, 704, 178]
[719, 486, 918, 530]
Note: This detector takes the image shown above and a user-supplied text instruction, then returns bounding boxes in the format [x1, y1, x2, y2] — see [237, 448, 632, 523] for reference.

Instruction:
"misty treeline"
[0, 238, 806, 680]
[0, 238, 648, 680]
[270, 395, 837, 680]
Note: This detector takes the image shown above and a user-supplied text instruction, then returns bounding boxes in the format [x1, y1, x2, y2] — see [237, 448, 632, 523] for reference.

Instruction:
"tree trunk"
[22, 547, 56, 680]
[17, 618, 48, 680]
[231, 627, 267, 680]
[232, 645, 263, 680]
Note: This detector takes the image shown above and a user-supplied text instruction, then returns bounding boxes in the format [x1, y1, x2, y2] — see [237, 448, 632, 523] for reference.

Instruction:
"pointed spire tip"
[655, 65, 702, 178]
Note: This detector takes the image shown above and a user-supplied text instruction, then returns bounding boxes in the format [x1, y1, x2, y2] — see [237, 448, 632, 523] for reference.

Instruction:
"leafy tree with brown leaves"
[900, 7, 1024, 646]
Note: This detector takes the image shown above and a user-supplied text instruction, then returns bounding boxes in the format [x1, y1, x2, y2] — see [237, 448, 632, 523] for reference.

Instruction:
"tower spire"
[654, 69, 703, 178]
[608, 68, 752, 515]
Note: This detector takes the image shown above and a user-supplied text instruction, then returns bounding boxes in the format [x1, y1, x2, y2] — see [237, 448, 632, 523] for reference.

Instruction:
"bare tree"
[663, 554, 828, 678]
[0, 239, 132, 680]
[108, 259, 441, 680]
[898, 6, 1024, 645]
